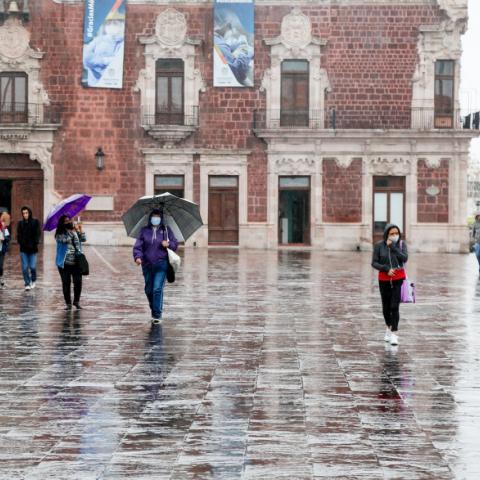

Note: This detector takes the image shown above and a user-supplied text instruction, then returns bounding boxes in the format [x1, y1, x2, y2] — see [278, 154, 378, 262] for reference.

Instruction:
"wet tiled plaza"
[1, 246, 480, 479]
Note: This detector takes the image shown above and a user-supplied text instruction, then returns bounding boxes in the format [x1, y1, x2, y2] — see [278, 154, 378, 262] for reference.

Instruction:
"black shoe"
[64, 304, 72, 310]
[73, 303, 82, 310]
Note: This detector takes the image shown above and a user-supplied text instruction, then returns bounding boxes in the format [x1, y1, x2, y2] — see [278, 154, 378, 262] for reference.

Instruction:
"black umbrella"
[121, 193, 203, 240]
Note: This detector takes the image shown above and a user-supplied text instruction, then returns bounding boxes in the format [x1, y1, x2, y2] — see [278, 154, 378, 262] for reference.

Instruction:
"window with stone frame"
[156, 59, 184, 126]
[434, 60, 454, 128]
[0, 72, 28, 124]
[154, 174, 185, 197]
[280, 60, 309, 127]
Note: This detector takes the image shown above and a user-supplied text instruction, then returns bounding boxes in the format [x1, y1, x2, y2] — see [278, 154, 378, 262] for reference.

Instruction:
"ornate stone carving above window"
[260, 8, 330, 130]
[436, 0, 468, 25]
[134, 8, 205, 147]
[368, 157, 412, 176]
[272, 155, 315, 175]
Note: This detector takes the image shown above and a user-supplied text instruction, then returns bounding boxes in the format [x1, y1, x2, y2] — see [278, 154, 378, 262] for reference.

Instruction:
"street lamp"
[95, 147, 105, 171]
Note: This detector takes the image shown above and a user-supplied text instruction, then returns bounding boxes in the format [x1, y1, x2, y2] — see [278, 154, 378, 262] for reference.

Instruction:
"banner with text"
[213, 0, 254, 87]
[82, 0, 126, 89]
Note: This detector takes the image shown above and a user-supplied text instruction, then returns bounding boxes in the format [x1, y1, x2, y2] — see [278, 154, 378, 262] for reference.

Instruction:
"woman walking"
[133, 209, 178, 324]
[55, 215, 86, 310]
[372, 223, 408, 346]
[0, 211, 11, 287]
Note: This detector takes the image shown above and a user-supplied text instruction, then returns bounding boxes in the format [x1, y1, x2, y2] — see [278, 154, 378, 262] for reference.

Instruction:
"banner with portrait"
[81, 0, 126, 89]
[213, 0, 254, 87]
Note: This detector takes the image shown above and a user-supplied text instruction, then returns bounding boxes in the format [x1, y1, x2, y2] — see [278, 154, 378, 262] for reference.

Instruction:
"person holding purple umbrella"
[133, 209, 178, 325]
[55, 215, 87, 310]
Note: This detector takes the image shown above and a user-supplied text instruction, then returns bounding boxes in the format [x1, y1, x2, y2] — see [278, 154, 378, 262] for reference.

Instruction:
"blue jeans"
[20, 252, 37, 286]
[142, 260, 168, 319]
[475, 243, 480, 269]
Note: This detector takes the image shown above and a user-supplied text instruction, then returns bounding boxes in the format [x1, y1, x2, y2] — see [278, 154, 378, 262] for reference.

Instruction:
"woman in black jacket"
[371, 224, 408, 346]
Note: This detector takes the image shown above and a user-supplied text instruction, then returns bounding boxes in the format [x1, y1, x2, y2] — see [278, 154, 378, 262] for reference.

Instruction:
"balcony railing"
[141, 105, 199, 127]
[0, 103, 62, 125]
[253, 108, 473, 131]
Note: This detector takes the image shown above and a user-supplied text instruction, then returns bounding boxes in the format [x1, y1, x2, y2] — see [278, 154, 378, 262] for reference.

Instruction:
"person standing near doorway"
[16, 206, 41, 291]
[472, 213, 480, 273]
[371, 224, 408, 346]
[0, 211, 11, 287]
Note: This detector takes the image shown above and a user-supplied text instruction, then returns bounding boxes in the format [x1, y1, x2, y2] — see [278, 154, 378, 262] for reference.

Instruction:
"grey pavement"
[1, 246, 480, 479]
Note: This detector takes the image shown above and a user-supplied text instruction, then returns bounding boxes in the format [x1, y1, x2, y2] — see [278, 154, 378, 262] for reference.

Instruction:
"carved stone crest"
[424, 157, 444, 169]
[333, 156, 354, 169]
[281, 8, 312, 49]
[0, 18, 30, 59]
[155, 8, 187, 47]
[426, 185, 440, 196]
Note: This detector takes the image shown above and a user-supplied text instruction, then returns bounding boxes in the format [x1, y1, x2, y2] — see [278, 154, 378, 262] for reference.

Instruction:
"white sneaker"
[390, 333, 399, 346]
[25, 285, 31, 291]
[30, 282, 36, 289]
[384, 329, 392, 342]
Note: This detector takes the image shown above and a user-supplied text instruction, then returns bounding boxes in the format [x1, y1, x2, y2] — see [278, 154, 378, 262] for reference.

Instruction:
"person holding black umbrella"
[133, 209, 178, 325]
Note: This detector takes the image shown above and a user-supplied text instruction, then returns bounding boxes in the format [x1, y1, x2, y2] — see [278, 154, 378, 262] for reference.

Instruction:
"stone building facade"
[0, 0, 478, 251]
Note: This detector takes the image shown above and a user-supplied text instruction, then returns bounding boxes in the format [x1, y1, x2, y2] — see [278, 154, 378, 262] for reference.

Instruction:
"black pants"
[58, 264, 82, 305]
[379, 279, 403, 332]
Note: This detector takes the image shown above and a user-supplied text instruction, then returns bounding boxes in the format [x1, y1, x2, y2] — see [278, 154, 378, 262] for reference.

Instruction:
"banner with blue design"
[214, 0, 254, 87]
[81, 0, 126, 89]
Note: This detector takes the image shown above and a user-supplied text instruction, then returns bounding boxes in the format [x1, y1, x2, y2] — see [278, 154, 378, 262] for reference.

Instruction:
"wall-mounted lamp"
[95, 147, 105, 171]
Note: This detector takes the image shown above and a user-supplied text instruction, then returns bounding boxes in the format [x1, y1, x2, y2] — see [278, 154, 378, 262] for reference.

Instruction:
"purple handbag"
[399, 240, 415, 303]
[400, 278, 416, 303]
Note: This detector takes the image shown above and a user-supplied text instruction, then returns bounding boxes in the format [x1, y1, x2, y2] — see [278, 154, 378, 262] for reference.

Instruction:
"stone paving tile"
[1, 246, 480, 479]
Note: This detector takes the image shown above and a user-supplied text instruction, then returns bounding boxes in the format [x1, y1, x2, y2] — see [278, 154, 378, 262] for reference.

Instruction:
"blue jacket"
[56, 232, 86, 268]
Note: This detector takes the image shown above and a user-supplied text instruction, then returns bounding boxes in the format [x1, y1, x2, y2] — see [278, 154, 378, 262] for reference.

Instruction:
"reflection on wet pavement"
[1, 246, 480, 479]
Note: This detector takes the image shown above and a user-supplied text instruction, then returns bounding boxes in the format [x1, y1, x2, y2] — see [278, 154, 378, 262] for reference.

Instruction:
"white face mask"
[389, 234, 400, 244]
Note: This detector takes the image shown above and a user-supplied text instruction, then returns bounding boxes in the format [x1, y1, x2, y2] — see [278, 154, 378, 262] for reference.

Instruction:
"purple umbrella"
[43, 194, 92, 231]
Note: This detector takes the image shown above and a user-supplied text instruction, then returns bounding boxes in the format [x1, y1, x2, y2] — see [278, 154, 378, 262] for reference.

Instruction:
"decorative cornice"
[53, 0, 437, 5]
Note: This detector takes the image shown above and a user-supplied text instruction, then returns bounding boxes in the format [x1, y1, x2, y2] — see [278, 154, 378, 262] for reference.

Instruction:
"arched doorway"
[0, 154, 44, 238]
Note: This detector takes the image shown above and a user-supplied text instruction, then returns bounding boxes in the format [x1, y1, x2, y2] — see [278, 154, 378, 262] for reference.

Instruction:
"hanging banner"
[213, 0, 254, 87]
[81, 0, 126, 89]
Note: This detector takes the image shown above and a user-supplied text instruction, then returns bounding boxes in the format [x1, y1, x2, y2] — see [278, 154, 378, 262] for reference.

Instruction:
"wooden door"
[208, 176, 239, 245]
[0, 154, 44, 242]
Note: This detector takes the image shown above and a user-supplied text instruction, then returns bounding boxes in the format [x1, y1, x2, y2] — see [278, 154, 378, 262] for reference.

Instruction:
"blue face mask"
[151, 216, 161, 226]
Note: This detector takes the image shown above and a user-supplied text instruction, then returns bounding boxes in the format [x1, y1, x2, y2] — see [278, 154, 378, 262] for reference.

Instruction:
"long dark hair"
[55, 215, 68, 238]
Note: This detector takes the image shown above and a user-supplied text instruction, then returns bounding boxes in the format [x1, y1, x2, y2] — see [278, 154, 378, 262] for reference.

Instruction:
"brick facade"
[417, 159, 449, 223]
[2, 0, 475, 251]
[26, 0, 444, 224]
[322, 158, 362, 222]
